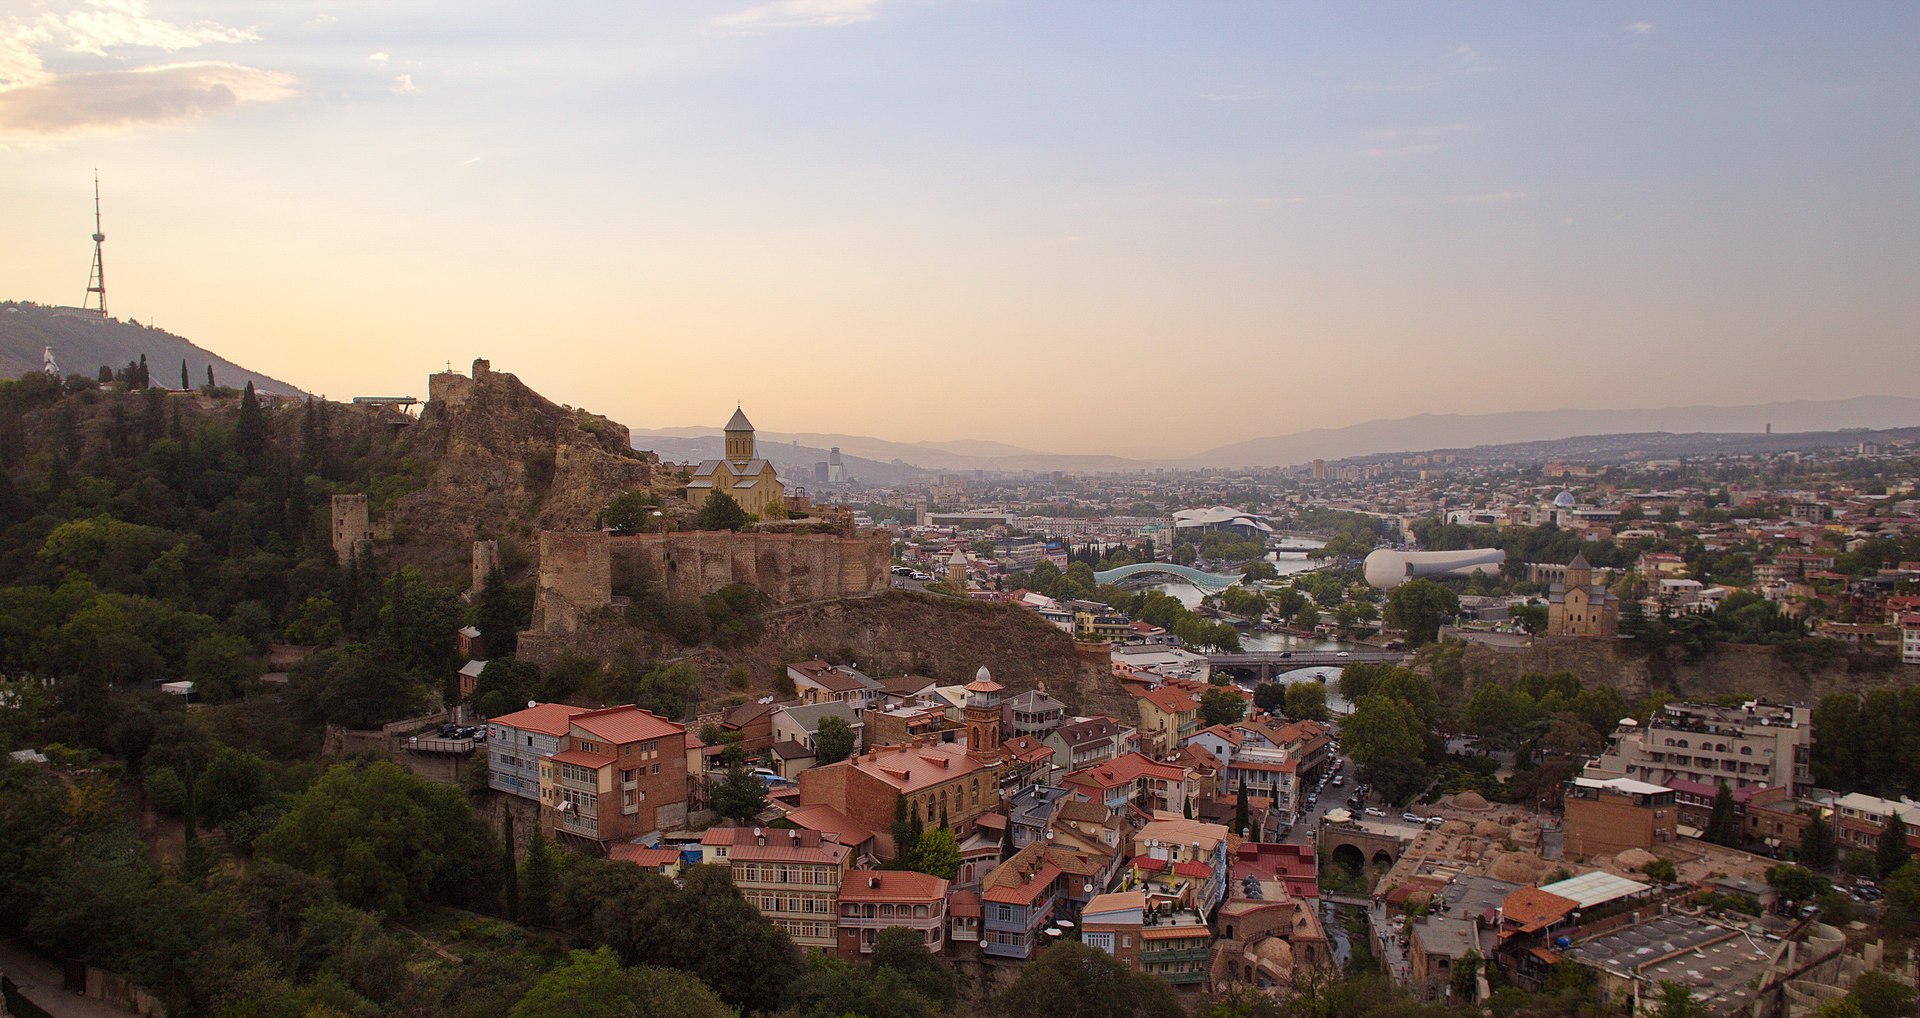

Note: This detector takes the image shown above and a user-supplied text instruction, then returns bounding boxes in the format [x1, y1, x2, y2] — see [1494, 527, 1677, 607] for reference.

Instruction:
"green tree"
[235, 381, 265, 464]
[815, 714, 856, 764]
[1234, 782, 1251, 837]
[1649, 980, 1708, 1018]
[1282, 681, 1329, 722]
[1705, 784, 1741, 848]
[509, 947, 733, 1018]
[521, 820, 557, 926]
[194, 746, 276, 830]
[1201, 686, 1247, 726]
[501, 805, 520, 919]
[601, 490, 663, 535]
[1344, 695, 1428, 805]
[1765, 864, 1827, 910]
[1846, 972, 1917, 1018]
[1877, 814, 1912, 878]
[1450, 950, 1482, 1002]
[695, 491, 754, 532]
[1512, 603, 1549, 635]
[183, 631, 262, 703]
[471, 657, 542, 718]
[870, 925, 956, 1006]
[996, 940, 1183, 1018]
[255, 759, 496, 915]
[282, 592, 341, 645]
[142, 765, 187, 816]
[474, 565, 529, 658]
[711, 763, 767, 823]
[1801, 810, 1838, 870]
[1641, 857, 1678, 884]
[1384, 579, 1459, 647]
[910, 827, 961, 879]
[1253, 682, 1286, 712]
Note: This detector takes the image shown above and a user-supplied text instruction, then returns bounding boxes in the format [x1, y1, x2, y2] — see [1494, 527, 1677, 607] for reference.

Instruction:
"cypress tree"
[1705, 783, 1741, 847]
[206, 364, 215, 388]
[521, 821, 556, 925]
[236, 381, 265, 463]
[1234, 782, 1250, 837]
[1877, 814, 1912, 878]
[180, 359, 189, 390]
[501, 805, 519, 918]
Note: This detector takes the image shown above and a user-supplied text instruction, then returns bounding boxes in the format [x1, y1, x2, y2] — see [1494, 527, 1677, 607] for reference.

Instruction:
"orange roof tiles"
[844, 741, 994, 793]
[1066, 751, 1188, 789]
[838, 870, 948, 903]
[1135, 686, 1200, 714]
[982, 860, 1061, 905]
[608, 845, 682, 868]
[572, 705, 685, 745]
[489, 702, 590, 737]
[1502, 887, 1579, 932]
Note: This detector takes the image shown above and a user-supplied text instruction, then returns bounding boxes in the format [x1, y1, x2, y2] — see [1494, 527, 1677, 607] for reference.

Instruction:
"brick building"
[487, 702, 589, 801]
[796, 739, 1001, 859]
[1562, 776, 1677, 859]
[704, 826, 853, 952]
[538, 705, 689, 847]
[835, 870, 949, 959]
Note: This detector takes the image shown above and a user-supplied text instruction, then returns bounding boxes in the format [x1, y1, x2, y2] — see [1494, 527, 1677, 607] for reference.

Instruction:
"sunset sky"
[5, 1, 1917, 458]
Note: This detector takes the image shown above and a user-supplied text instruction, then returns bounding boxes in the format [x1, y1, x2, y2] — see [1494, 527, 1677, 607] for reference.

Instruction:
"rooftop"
[1538, 870, 1653, 909]
[489, 701, 591, 737]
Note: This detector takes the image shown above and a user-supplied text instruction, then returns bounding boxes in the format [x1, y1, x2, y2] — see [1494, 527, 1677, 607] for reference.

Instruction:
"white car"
[1363, 807, 1386, 817]
[1335, 651, 1351, 658]
[1402, 812, 1427, 824]
[910, 571, 932, 581]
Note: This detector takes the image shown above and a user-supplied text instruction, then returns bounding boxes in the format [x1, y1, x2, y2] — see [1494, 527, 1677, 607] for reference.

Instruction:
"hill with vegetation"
[1, 300, 303, 397]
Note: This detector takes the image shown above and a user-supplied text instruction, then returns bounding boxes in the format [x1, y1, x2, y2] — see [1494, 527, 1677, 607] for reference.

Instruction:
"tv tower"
[84, 171, 107, 317]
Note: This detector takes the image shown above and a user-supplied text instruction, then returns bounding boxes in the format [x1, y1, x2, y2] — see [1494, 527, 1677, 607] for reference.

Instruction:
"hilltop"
[0, 301, 303, 397]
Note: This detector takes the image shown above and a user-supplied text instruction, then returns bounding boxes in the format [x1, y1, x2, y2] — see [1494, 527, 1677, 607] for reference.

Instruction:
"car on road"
[1363, 807, 1386, 817]
[910, 570, 932, 581]
[1332, 777, 1345, 786]
[1402, 812, 1427, 824]
[1335, 651, 1351, 658]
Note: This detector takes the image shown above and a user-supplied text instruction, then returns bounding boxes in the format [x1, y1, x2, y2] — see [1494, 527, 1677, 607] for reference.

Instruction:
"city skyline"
[4, 2, 1918, 457]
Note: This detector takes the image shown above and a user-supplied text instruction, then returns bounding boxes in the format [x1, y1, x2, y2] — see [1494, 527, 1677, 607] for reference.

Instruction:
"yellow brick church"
[684, 406, 786, 520]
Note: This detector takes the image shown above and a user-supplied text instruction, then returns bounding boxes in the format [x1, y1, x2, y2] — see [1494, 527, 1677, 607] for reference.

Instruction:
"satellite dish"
[528, 700, 538, 708]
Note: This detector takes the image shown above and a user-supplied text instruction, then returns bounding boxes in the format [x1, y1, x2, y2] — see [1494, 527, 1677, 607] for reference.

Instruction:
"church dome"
[1554, 490, 1577, 508]
[975, 665, 992, 684]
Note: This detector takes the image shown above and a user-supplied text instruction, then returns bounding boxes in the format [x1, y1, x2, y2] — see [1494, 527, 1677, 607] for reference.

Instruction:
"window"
[651, 763, 661, 775]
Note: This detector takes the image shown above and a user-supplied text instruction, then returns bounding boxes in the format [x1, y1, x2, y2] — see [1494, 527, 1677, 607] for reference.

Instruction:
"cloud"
[1451, 43, 1489, 73]
[0, 61, 294, 136]
[37, 0, 258, 57]
[367, 51, 388, 63]
[1447, 191, 1529, 203]
[0, 1, 291, 137]
[714, 0, 885, 31]
[1628, 20, 1653, 34]
[392, 73, 416, 93]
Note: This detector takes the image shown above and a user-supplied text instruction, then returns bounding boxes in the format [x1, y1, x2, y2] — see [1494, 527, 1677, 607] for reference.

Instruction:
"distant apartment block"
[1586, 701, 1812, 797]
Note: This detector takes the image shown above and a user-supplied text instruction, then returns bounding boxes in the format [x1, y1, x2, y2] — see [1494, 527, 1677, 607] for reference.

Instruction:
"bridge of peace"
[1204, 647, 1407, 682]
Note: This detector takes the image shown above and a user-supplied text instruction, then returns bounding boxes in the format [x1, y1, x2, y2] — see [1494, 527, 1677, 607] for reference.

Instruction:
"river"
[1149, 537, 1357, 712]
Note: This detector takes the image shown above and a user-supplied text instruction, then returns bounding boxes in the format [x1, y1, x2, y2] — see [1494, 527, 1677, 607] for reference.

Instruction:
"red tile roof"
[1172, 860, 1213, 879]
[782, 804, 876, 847]
[1135, 686, 1200, 714]
[838, 870, 949, 903]
[489, 702, 590, 737]
[1502, 887, 1579, 932]
[571, 705, 685, 745]
[608, 845, 682, 868]
[982, 860, 1061, 905]
[1066, 752, 1188, 789]
[946, 889, 982, 917]
[843, 741, 995, 794]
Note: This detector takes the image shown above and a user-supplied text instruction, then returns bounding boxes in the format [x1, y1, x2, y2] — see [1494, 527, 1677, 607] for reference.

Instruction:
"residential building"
[1409, 916, 1481, 1001]
[981, 844, 1062, 960]
[947, 890, 981, 946]
[1666, 780, 1786, 835]
[1064, 752, 1194, 816]
[787, 660, 884, 713]
[836, 870, 949, 959]
[1081, 890, 1145, 971]
[1005, 688, 1067, 739]
[1210, 891, 1332, 996]
[1562, 776, 1677, 858]
[1007, 783, 1072, 852]
[863, 701, 959, 748]
[1585, 700, 1813, 796]
[487, 702, 589, 801]
[1902, 613, 1920, 665]
[772, 701, 865, 766]
[539, 705, 690, 846]
[1132, 685, 1201, 756]
[1141, 914, 1214, 987]
[1830, 792, 1920, 854]
[710, 826, 852, 952]
[721, 699, 777, 756]
[1494, 886, 1581, 990]
[607, 844, 684, 878]
[1045, 716, 1130, 773]
[1000, 735, 1057, 787]
[1129, 817, 1230, 915]
[796, 739, 1001, 859]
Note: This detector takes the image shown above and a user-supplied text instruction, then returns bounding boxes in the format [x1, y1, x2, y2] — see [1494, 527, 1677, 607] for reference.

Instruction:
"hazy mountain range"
[8, 303, 1912, 473]
[1, 302, 303, 396]
[637, 395, 1920, 474]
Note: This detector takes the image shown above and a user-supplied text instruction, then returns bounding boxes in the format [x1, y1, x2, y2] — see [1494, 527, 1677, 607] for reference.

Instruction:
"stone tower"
[724, 405, 755, 462]
[330, 494, 372, 563]
[470, 539, 501, 597]
[964, 666, 1004, 761]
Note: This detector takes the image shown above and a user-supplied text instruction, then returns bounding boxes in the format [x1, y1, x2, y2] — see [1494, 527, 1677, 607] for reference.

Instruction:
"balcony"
[1143, 947, 1210, 963]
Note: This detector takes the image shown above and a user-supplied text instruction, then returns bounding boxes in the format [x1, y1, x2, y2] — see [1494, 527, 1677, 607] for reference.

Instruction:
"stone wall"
[607, 530, 892, 604]
[470, 539, 500, 596]
[330, 493, 371, 563]
[532, 530, 613, 635]
[1454, 635, 1904, 702]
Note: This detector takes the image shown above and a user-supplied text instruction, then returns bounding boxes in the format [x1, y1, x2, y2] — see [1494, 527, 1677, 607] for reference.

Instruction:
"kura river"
[1149, 537, 1357, 712]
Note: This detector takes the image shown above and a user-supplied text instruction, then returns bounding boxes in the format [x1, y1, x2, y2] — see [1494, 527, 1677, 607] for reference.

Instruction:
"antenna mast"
[85, 171, 107, 317]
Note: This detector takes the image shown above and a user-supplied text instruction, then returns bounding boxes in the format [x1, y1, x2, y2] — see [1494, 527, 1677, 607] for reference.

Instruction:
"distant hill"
[1181, 396, 1920, 468]
[630, 432, 934, 485]
[629, 426, 1158, 475]
[1, 301, 303, 396]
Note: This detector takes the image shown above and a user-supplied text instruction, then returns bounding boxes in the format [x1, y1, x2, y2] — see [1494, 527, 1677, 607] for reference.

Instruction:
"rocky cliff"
[1455, 635, 1905, 702]
[384, 361, 660, 570]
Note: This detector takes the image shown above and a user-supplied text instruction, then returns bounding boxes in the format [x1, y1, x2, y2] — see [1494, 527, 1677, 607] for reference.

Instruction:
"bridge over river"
[1092, 561, 1245, 592]
[1205, 648, 1408, 682]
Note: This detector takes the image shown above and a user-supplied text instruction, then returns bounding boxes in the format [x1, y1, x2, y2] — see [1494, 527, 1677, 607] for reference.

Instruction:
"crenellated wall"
[608, 530, 891, 604]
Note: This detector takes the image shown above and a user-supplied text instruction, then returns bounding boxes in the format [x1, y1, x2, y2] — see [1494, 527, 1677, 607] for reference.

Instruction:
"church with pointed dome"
[684, 406, 787, 520]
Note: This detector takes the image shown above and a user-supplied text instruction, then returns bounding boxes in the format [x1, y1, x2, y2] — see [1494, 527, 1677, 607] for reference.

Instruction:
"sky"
[4, 1, 1918, 459]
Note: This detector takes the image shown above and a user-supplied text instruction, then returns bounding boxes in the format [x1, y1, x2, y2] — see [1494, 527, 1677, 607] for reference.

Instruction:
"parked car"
[1402, 812, 1426, 824]
[1363, 807, 1386, 817]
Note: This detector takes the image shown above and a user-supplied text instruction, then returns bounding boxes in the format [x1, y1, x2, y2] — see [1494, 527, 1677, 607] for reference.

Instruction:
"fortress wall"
[533, 530, 611, 634]
[597, 530, 892, 606]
